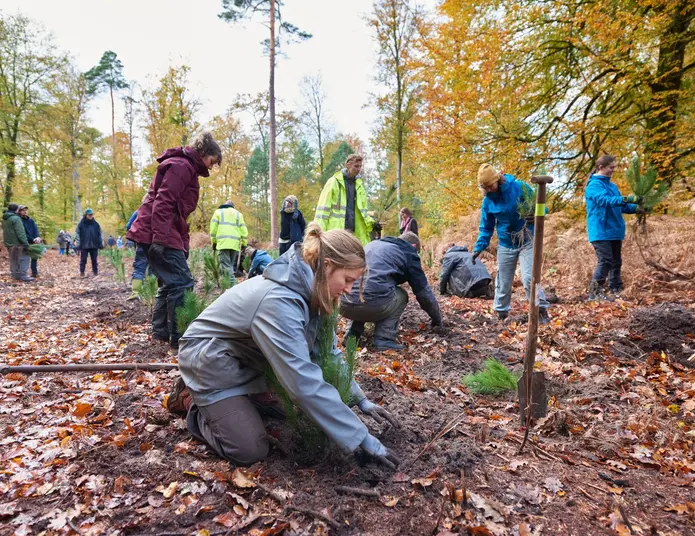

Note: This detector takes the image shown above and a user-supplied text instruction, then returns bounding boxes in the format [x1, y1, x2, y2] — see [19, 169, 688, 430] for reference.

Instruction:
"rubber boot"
[588, 280, 613, 301]
[373, 337, 405, 351]
[127, 278, 143, 301]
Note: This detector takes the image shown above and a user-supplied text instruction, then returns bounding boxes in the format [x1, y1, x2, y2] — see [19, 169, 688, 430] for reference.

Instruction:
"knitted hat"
[477, 164, 501, 189]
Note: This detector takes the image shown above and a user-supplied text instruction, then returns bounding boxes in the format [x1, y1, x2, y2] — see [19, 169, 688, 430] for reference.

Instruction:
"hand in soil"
[358, 398, 399, 427]
[360, 433, 401, 469]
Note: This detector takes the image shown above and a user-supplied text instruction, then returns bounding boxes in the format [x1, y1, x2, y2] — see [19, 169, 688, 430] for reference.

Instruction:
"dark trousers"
[339, 287, 409, 342]
[591, 240, 623, 291]
[80, 248, 99, 274]
[279, 241, 290, 255]
[30, 258, 38, 277]
[143, 244, 194, 344]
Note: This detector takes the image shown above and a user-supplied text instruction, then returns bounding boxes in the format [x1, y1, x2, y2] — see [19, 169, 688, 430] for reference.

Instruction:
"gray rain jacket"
[439, 246, 492, 297]
[177, 244, 369, 452]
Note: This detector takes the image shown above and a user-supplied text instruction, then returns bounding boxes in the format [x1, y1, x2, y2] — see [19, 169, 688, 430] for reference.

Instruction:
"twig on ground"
[582, 482, 611, 495]
[506, 434, 562, 463]
[617, 501, 636, 535]
[577, 486, 599, 504]
[407, 411, 467, 467]
[255, 481, 341, 530]
[431, 498, 447, 535]
[67, 519, 82, 535]
[335, 485, 380, 498]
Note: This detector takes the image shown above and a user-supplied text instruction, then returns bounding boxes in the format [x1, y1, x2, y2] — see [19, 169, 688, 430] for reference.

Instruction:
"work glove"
[623, 195, 644, 204]
[184, 249, 189, 260]
[471, 250, 482, 265]
[359, 434, 400, 469]
[212, 242, 217, 251]
[149, 243, 165, 260]
[359, 399, 399, 427]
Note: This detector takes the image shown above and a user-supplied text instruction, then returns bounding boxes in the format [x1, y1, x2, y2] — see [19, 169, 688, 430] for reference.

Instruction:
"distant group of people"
[2, 203, 41, 281]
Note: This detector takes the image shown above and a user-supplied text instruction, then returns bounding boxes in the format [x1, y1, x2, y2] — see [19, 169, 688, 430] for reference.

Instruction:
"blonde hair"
[477, 163, 502, 189]
[303, 222, 366, 314]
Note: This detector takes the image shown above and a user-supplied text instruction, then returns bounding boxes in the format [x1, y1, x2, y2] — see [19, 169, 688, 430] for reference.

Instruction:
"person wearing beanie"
[75, 208, 104, 277]
[279, 195, 306, 255]
[472, 164, 550, 323]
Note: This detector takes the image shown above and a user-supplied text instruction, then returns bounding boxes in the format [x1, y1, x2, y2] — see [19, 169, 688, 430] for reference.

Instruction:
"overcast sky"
[2, 0, 413, 163]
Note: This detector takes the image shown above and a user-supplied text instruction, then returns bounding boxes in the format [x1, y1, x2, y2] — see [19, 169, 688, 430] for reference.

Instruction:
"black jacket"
[76, 218, 103, 250]
[342, 237, 442, 325]
[439, 246, 492, 297]
[280, 209, 306, 243]
[21, 216, 40, 242]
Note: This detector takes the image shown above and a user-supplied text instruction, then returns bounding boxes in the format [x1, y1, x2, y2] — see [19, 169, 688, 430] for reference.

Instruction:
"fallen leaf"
[543, 476, 563, 493]
[72, 401, 93, 418]
[214, 511, 240, 527]
[231, 468, 256, 489]
[469, 492, 505, 523]
[380, 496, 400, 507]
[664, 503, 690, 515]
[392, 471, 409, 483]
[411, 477, 434, 488]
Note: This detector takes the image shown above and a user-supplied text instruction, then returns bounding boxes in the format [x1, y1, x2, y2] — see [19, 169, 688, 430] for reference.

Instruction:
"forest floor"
[1, 248, 694, 536]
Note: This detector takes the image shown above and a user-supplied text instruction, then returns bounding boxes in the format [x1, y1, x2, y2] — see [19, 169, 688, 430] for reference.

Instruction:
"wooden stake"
[518, 175, 553, 454]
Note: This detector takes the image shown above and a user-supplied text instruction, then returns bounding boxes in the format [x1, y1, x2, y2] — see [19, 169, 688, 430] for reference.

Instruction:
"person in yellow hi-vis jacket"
[210, 200, 248, 282]
[314, 154, 380, 245]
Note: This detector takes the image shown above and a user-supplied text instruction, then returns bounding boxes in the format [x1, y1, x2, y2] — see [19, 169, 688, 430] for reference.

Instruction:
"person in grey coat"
[439, 244, 493, 298]
[167, 223, 400, 468]
[340, 232, 443, 351]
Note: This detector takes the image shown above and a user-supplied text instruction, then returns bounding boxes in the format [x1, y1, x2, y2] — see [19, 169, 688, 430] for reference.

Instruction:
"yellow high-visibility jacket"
[314, 171, 373, 245]
[210, 204, 248, 251]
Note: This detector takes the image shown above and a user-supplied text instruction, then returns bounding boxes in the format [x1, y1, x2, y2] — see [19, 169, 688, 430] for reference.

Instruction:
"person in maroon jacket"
[127, 132, 222, 349]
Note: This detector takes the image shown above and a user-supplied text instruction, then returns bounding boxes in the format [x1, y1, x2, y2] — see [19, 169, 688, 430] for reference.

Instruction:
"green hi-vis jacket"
[210, 204, 248, 251]
[314, 171, 373, 245]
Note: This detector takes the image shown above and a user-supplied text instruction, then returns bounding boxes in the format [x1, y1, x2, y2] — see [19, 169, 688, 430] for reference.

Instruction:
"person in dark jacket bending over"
[75, 208, 104, 277]
[279, 195, 306, 255]
[18, 205, 41, 278]
[585, 154, 641, 300]
[126, 131, 222, 349]
[166, 224, 400, 468]
[340, 232, 442, 351]
[439, 244, 493, 298]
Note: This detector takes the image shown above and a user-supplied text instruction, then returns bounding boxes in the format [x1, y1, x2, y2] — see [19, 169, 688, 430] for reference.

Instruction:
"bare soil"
[0, 250, 693, 536]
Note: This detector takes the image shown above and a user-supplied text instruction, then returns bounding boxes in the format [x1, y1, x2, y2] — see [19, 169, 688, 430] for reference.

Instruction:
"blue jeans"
[131, 244, 149, 280]
[494, 243, 549, 313]
[30, 258, 38, 277]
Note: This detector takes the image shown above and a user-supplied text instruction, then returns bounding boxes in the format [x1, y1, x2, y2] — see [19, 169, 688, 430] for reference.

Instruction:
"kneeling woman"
[167, 224, 399, 468]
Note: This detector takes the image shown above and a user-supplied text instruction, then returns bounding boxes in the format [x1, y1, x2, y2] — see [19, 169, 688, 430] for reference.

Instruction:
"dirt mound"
[629, 303, 695, 363]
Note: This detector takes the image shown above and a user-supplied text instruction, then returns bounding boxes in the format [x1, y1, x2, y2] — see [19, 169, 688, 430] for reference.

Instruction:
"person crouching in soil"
[166, 223, 400, 468]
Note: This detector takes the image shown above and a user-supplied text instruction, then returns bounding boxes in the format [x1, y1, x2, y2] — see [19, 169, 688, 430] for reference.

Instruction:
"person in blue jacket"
[126, 196, 150, 300]
[245, 246, 274, 278]
[472, 164, 550, 323]
[584, 155, 642, 299]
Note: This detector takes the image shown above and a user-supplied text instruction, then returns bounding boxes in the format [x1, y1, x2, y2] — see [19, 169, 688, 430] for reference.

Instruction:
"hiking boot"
[152, 333, 169, 343]
[170, 339, 179, 350]
[250, 391, 286, 419]
[588, 280, 614, 301]
[496, 310, 509, 321]
[539, 308, 551, 325]
[342, 329, 362, 347]
[373, 337, 405, 351]
[127, 278, 143, 301]
[80, 272, 86, 277]
[166, 378, 192, 417]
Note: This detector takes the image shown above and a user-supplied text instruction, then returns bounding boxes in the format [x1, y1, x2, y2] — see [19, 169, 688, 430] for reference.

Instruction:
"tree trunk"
[645, 0, 695, 187]
[72, 153, 82, 224]
[269, 0, 279, 245]
[3, 152, 16, 206]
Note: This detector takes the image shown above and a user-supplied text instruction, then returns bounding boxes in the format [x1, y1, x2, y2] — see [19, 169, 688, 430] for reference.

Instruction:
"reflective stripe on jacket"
[314, 171, 373, 245]
[210, 204, 248, 251]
